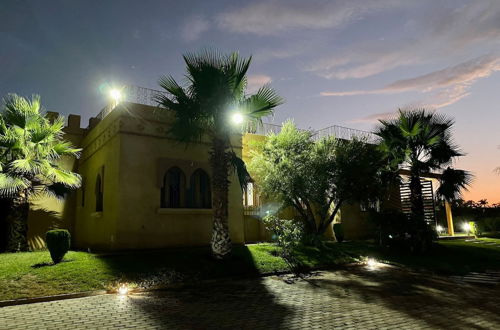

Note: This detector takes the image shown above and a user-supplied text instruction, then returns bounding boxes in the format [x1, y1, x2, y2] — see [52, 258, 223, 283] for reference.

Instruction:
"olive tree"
[249, 121, 385, 241]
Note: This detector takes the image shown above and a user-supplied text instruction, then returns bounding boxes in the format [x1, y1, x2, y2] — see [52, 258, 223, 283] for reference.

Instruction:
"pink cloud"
[247, 74, 272, 93]
[322, 54, 500, 108]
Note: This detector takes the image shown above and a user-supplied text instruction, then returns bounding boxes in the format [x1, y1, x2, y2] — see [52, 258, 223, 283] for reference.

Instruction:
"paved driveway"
[1, 265, 499, 329]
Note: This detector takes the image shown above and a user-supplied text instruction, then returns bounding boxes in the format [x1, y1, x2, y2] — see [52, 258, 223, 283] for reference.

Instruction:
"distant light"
[462, 223, 471, 232]
[436, 225, 444, 233]
[110, 89, 122, 102]
[118, 284, 129, 295]
[231, 112, 244, 125]
[388, 234, 393, 239]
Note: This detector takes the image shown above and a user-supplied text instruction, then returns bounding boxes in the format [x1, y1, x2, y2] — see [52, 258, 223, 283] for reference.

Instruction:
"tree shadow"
[305, 265, 500, 329]
[95, 245, 294, 328]
[27, 209, 64, 250]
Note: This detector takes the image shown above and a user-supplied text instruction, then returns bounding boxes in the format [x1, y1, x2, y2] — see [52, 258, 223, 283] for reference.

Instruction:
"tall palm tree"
[376, 109, 472, 221]
[156, 50, 283, 259]
[0, 94, 81, 252]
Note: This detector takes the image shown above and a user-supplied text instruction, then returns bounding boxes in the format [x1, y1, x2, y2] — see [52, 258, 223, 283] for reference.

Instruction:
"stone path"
[1, 265, 499, 329]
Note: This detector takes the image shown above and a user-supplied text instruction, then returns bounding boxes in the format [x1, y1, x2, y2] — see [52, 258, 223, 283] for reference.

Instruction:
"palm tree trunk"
[210, 137, 232, 259]
[5, 193, 30, 252]
[409, 173, 425, 221]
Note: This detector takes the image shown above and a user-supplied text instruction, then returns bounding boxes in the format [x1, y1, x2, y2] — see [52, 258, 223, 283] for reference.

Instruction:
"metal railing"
[93, 85, 379, 143]
[247, 123, 378, 143]
[123, 85, 165, 106]
[312, 125, 378, 143]
[94, 85, 165, 123]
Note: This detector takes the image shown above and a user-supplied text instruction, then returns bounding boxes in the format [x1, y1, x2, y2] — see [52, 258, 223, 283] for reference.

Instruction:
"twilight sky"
[1, 0, 499, 202]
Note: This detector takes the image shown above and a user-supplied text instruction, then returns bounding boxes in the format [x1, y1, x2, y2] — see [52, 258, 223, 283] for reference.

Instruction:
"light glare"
[436, 225, 444, 233]
[110, 89, 122, 102]
[231, 112, 244, 124]
[118, 284, 129, 295]
[462, 223, 471, 232]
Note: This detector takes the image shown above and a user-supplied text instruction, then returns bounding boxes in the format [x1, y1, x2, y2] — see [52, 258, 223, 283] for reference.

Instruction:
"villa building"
[25, 86, 455, 251]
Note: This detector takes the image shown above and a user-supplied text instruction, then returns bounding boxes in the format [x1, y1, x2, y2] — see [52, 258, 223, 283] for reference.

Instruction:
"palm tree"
[376, 109, 472, 221]
[0, 94, 81, 252]
[156, 50, 283, 259]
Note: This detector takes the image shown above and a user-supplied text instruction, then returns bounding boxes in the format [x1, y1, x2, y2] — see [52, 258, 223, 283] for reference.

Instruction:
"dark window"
[188, 169, 211, 208]
[95, 174, 103, 212]
[81, 177, 85, 207]
[161, 167, 186, 208]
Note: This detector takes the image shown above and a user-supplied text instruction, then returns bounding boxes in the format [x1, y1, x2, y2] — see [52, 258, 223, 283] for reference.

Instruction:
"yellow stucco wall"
[27, 102, 379, 250]
[69, 103, 244, 250]
[72, 108, 122, 250]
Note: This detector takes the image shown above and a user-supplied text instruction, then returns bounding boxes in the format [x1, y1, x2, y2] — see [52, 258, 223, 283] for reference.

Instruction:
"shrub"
[333, 223, 344, 242]
[262, 215, 304, 272]
[370, 211, 437, 253]
[45, 229, 71, 264]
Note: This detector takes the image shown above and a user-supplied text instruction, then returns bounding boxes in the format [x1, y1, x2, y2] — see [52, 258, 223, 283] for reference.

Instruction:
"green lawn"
[340, 238, 500, 275]
[0, 243, 353, 301]
[1, 238, 499, 301]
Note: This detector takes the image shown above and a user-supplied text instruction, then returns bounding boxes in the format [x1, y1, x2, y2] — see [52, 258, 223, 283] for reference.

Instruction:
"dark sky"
[1, 0, 499, 201]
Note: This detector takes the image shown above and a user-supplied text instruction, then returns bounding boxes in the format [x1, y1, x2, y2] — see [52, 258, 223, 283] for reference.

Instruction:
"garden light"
[231, 112, 244, 125]
[436, 225, 444, 233]
[462, 223, 471, 232]
[366, 258, 377, 269]
[118, 284, 129, 295]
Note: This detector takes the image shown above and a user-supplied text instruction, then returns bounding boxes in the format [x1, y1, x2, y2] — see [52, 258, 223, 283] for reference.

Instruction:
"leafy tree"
[376, 109, 472, 221]
[0, 94, 81, 252]
[156, 50, 283, 259]
[249, 121, 384, 240]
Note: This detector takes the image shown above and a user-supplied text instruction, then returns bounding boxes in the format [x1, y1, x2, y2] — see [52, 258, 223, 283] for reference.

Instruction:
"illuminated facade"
[25, 86, 454, 250]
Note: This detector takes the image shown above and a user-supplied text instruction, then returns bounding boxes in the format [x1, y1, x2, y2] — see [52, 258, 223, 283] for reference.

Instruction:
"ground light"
[436, 225, 444, 234]
[462, 223, 471, 233]
[366, 257, 380, 270]
[118, 284, 129, 296]
[231, 112, 244, 125]
[367, 258, 376, 267]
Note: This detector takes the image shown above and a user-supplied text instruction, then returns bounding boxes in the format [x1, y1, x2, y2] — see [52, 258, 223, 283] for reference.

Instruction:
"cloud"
[181, 16, 209, 42]
[383, 55, 500, 92]
[217, 0, 402, 35]
[247, 74, 272, 93]
[349, 111, 396, 123]
[322, 54, 500, 108]
[309, 46, 421, 79]
[307, 1, 500, 79]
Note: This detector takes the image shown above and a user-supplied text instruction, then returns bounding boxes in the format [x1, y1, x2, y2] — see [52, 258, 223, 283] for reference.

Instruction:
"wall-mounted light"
[231, 112, 244, 125]
[110, 89, 122, 103]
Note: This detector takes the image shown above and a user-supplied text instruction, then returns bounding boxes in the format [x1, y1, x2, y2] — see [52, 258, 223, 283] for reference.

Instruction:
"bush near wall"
[46, 229, 71, 264]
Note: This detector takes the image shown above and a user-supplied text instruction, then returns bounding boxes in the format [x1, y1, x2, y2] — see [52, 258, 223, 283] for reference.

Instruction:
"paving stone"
[1, 267, 499, 329]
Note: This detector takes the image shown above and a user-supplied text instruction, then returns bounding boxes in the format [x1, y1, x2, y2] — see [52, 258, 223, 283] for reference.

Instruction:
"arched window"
[188, 169, 211, 208]
[161, 167, 186, 208]
[95, 174, 103, 212]
[243, 182, 255, 207]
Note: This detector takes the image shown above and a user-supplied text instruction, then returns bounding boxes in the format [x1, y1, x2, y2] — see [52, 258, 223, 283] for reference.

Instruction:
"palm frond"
[10, 158, 45, 175]
[43, 167, 82, 188]
[241, 85, 284, 120]
[228, 151, 252, 191]
[0, 173, 29, 198]
[437, 167, 473, 202]
[32, 182, 70, 200]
